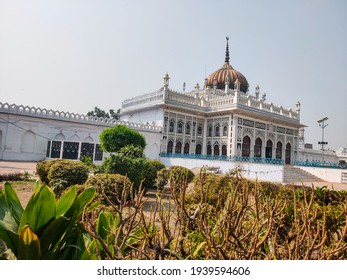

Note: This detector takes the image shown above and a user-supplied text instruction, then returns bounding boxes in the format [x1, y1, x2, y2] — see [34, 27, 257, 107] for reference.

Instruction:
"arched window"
[197, 126, 202, 135]
[215, 126, 220, 137]
[276, 141, 283, 159]
[214, 145, 220, 156]
[167, 140, 173, 153]
[222, 145, 227, 156]
[254, 137, 262, 158]
[185, 124, 190, 135]
[169, 121, 174, 133]
[208, 126, 212, 137]
[184, 143, 190, 154]
[242, 136, 251, 157]
[177, 122, 183, 134]
[175, 141, 182, 153]
[285, 143, 291, 164]
[207, 144, 212, 155]
[265, 140, 273, 158]
[195, 144, 202, 155]
[223, 126, 228, 137]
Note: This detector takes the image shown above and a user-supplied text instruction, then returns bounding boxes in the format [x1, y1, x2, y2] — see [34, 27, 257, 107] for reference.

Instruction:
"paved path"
[0, 160, 37, 175]
[1, 160, 347, 190]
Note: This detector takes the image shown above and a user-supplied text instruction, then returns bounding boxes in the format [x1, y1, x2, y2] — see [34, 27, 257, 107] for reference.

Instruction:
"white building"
[1, 38, 344, 183]
[0, 102, 161, 163]
[120, 38, 304, 165]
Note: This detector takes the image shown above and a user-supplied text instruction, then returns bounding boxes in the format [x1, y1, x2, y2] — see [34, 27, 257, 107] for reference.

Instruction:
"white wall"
[160, 157, 284, 183]
[121, 107, 164, 127]
[298, 166, 345, 183]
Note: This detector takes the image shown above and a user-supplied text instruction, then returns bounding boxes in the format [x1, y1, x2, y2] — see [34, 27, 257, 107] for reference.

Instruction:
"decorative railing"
[294, 160, 346, 169]
[160, 153, 284, 165]
[0, 102, 162, 132]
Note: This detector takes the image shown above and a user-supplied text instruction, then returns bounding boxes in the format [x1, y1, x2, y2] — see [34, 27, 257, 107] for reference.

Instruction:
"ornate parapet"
[235, 92, 299, 120]
[0, 101, 162, 132]
[122, 90, 164, 109]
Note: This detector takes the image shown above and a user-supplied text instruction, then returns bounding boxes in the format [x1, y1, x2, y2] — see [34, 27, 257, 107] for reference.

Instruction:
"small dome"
[206, 37, 248, 93]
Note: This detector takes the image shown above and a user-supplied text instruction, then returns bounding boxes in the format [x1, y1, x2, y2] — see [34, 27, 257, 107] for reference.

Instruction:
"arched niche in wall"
[21, 131, 36, 153]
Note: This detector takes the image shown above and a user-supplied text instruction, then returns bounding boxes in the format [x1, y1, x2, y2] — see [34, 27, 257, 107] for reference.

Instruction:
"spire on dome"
[225, 36, 230, 64]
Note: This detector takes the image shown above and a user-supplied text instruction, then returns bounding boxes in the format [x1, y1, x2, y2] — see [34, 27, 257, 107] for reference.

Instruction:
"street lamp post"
[317, 117, 328, 163]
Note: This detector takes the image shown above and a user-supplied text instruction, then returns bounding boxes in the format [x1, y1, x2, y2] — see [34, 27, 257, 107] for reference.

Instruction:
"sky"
[0, 0, 346, 151]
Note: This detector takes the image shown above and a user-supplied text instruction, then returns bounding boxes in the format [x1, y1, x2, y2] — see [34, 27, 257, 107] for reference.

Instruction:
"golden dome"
[206, 37, 248, 93]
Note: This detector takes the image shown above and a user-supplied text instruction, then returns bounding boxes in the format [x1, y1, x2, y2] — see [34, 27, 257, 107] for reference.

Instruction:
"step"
[283, 166, 324, 183]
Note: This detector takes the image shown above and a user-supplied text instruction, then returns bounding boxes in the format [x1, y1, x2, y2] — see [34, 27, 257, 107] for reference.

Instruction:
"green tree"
[99, 125, 146, 153]
[87, 106, 119, 120]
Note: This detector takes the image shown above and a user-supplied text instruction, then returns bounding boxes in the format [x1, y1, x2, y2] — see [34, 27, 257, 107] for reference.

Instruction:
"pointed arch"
[254, 137, 262, 158]
[242, 135, 251, 157]
[276, 141, 283, 160]
[184, 142, 190, 154]
[222, 144, 227, 156]
[266, 139, 273, 158]
[195, 143, 202, 155]
[285, 142, 291, 164]
[167, 140, 173, 153]
[175, 141, 182, 154]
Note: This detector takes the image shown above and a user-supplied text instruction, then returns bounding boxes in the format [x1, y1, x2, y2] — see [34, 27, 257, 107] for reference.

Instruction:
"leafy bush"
[156, 168, 170, 190]
[100, 155, 163, 191]
[36, 160, 61, 185]
[85, 174, 131, 205]
[0, 171, 30, 182]
[99, 124, 146, 153]
[156, 165, 194, 192]
[47, 160, 90, 195]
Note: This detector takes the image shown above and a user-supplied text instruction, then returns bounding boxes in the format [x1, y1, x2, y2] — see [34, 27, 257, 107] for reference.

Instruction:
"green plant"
[36, 159, 60, 185]
[0, 181, 95, 259]
[99, 124, 146, 153]
[100, 154, 160, 191]
[47, 160, 89, 195]
[85, 174, 132, 205]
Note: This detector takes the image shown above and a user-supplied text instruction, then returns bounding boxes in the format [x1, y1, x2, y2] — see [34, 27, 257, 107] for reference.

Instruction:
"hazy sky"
[0, 0, 346, 150]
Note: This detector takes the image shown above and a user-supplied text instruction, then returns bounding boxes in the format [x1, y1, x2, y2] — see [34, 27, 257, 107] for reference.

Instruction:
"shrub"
[190, 172, 224, 205]
[99, 124, 146, 153]
[156, 165, 195, 192]
[85, 173, 131, 205]
[100, 155, 164, 191]
[47, 160, 89, 195]
[143, 160, 166, 189]
[0, 171, 29, 182]
[36, 160, 61, 185]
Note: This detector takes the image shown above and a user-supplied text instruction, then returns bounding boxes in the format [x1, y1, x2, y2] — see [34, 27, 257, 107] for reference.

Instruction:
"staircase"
[283, 165, 325, 184]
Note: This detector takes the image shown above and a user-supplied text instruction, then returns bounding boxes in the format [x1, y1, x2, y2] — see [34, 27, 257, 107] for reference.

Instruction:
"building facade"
[120, 38, 304, 165]
[0, 102, 161, 162]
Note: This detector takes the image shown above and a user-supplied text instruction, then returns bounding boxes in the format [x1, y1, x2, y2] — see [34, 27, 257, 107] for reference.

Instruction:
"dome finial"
[225, 36, 230, 64]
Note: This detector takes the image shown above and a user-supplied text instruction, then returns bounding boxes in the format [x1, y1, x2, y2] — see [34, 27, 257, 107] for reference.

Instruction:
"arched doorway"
[184, 142, 190, 154]
[195, 144, 202, 155]
[175, 141, 182, 154]
[242, 136, 251, 157]
[222, 145, 227, 156]
[285, 143, 291, 164]
[254, 137, 262, 158]
[265, 140, 273, 158]
[214, 145, 220, 156]
[276, 141, 282, 159]
[167, 140, 173, 153]
[207, 144, 212, 155]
